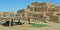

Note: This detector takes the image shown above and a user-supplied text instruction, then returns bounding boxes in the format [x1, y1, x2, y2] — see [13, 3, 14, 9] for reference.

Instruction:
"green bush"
[31, 23, 48, 28]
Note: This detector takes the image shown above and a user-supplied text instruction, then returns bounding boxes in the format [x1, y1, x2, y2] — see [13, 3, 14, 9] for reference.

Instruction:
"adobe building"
[0, 12, 14, 17]
[17, 2, 60, 23]
[0, 12, 21, 26]
[0, 12, 15, 22]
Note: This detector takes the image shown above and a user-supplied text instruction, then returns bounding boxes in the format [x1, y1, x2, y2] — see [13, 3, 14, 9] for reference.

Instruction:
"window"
[38, 8, 40, 12]
[34, 7, 37, 12]
[49, 8, 55, 12]
[30, 8, 33, 11]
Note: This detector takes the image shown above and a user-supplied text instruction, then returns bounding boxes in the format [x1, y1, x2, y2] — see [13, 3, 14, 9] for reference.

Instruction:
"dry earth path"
[0, 22, 60, 30]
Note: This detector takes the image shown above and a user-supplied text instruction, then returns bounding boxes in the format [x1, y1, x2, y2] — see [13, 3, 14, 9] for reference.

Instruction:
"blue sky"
[0, 0, 60, 13]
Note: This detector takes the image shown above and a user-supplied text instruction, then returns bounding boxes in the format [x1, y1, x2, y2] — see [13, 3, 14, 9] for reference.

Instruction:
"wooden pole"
[9, 18, 11, 26]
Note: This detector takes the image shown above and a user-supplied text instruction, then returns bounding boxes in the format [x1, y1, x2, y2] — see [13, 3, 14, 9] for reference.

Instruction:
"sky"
[0, 0, 60, 13]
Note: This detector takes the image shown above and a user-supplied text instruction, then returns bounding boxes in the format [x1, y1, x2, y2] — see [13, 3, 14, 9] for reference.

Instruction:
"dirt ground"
[0, 22, 60, 30]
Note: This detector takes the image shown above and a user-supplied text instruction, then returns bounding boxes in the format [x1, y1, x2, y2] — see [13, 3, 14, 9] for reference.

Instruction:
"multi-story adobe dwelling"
[17, 2, 60, 23]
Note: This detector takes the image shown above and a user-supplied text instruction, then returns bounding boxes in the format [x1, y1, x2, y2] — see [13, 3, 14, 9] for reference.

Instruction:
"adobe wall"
[49, 16, 59, 23]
